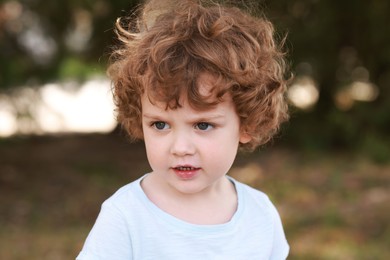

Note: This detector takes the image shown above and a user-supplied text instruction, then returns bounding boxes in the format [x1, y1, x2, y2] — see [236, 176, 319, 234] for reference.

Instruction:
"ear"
[239, 132, 251, 144]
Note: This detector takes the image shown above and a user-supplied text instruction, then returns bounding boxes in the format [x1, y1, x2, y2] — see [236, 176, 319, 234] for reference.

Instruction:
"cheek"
[145, 146, 162, 171]
[201, 136, 239, 166]
[143, 134, 163, 169]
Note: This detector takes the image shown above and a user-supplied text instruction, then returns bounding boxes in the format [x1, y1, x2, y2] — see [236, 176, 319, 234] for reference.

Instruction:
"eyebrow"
[192, 114, 225, 121]
[142, 113, 225, 121]
[143, 114, 161, 119]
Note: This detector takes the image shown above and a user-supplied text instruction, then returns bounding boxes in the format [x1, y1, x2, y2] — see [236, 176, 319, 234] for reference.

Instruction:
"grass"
[0, 134, 389, 259]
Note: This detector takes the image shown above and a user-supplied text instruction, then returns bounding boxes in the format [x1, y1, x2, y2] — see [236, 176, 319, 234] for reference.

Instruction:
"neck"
[141, 174, 238, 225]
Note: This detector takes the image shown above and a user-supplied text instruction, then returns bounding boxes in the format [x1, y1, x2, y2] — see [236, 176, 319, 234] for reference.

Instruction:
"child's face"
[141, 74, 251, 195]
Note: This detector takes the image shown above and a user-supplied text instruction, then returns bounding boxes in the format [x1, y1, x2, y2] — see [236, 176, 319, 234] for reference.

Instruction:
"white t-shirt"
[77, 175, 289, 259]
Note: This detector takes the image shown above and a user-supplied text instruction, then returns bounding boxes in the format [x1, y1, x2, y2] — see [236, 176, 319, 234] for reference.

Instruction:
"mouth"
[172, 165, 200, 179]
[174, 166, 200, 171]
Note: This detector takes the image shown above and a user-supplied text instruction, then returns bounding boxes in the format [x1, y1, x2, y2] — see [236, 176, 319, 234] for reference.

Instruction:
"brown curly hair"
[108, 0, 289, 151]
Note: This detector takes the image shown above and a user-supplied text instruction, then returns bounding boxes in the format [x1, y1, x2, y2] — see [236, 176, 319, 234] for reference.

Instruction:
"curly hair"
[108, 0, 289, 151]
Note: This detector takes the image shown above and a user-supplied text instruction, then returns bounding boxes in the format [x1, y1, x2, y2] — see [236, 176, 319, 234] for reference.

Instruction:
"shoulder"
[232, 178, 283, 228]
[232, 179, 290, 259]
[76, 175, 149, 259]
[232, 178, 275, 209]
[102, 175, 146, 213]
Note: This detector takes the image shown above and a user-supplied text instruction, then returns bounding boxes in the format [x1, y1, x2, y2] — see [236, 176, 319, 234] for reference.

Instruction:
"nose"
[170, 131, 195, 156]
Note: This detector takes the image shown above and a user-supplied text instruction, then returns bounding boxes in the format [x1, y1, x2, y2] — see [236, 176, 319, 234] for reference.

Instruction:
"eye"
[195, 122, 213, 131]
[152, 121, 169, 130]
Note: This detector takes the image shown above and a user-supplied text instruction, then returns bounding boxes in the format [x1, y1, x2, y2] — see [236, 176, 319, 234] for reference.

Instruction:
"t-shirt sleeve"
[76, 200, 132, 260]
[268, 199, 289, 260]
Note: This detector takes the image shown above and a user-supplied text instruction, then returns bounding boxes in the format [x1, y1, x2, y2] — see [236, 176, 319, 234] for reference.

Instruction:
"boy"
[77, 0, 289, 259]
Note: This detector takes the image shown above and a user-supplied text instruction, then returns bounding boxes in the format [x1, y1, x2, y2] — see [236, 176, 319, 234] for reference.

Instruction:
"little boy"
[77, 0, 289, 259]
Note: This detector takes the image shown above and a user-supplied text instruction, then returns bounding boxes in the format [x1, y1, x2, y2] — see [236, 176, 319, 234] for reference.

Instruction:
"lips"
[172, 165, 200, 179]
[174, 166, 199, 171]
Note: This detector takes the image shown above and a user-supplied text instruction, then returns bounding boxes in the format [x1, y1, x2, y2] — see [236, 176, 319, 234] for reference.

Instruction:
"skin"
[140, 74, 251, 225]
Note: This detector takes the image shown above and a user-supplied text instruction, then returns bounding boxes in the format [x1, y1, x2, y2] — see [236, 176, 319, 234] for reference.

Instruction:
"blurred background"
[0, 0, 389, 259]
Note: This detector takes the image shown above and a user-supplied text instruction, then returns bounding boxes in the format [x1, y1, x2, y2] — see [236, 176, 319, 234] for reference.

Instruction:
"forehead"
[141, 89, 236, 121]
[144, 72, 231, 111]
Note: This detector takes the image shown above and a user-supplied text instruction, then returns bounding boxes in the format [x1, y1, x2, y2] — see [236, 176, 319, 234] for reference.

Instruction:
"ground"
[0, 133, 389, 259]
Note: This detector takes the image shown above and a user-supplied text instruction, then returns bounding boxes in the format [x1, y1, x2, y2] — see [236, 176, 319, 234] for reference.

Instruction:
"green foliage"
[58, 57, 105, 81]
[0, 0, 138, 88]
[265, 0, 390, 154]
